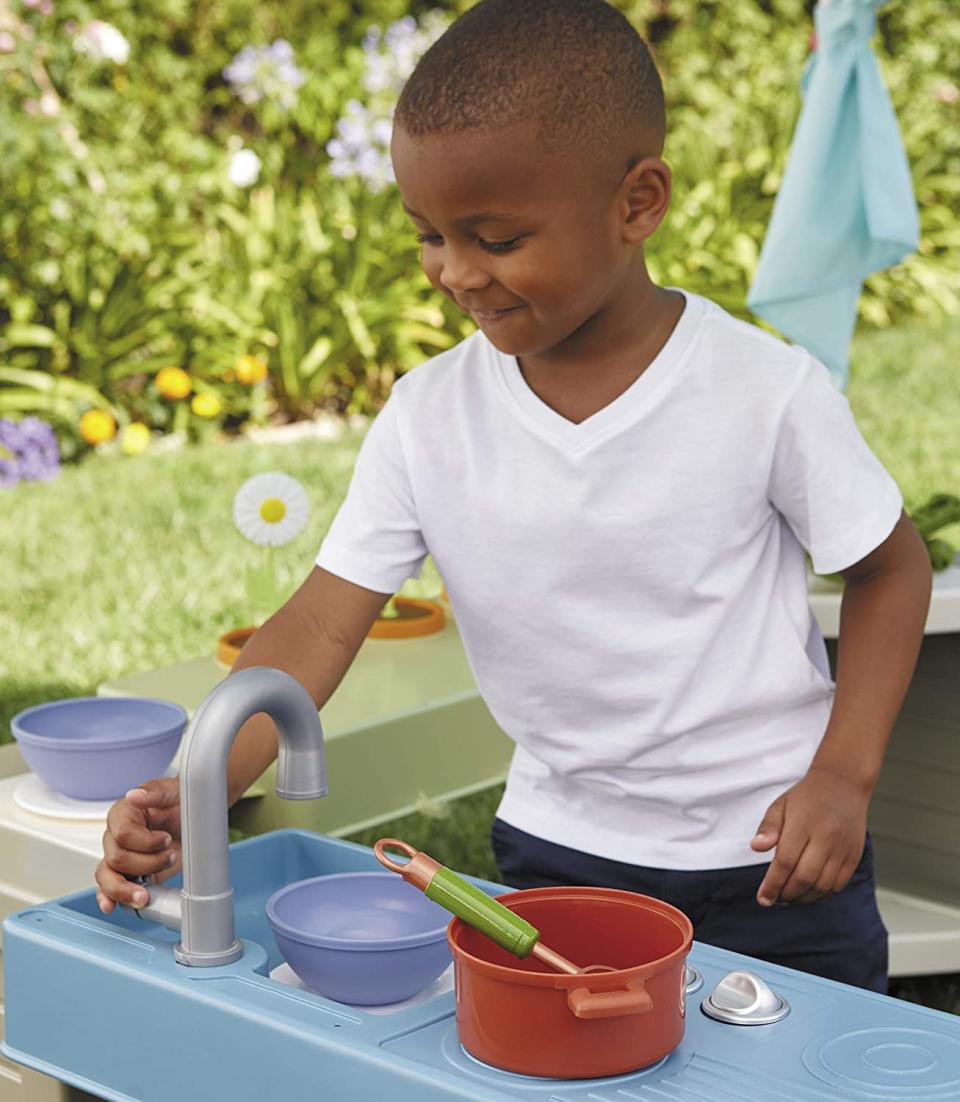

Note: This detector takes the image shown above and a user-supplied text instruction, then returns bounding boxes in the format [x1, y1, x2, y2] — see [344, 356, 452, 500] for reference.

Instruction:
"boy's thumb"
[125, 777, 179, 809]
[750, 798, 785, 852]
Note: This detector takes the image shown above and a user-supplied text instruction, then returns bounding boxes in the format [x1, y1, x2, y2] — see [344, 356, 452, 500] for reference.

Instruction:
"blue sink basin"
[5, 829, 960, 1102]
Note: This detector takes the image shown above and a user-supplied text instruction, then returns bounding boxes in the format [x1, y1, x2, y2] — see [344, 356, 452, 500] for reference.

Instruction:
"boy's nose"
[438, 251, 491, 297]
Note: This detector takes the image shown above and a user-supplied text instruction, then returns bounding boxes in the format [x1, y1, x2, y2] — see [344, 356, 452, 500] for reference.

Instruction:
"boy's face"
[391, 120, 664, 358]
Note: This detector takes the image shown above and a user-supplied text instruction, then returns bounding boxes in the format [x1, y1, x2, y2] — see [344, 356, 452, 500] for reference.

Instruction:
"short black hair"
[394, 0, 665, 168]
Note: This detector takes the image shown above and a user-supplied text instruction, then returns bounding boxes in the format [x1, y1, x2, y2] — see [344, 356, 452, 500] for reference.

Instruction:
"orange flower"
[235, 354, 268, 385]
[79, 410, 116, 445]
[156, 366, 192, 400]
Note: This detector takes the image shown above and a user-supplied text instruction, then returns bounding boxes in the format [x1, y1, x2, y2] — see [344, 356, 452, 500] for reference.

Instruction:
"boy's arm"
[225, 566, 391, 805]
[96, 567, 389, 911]
[751, 510, 933, 906]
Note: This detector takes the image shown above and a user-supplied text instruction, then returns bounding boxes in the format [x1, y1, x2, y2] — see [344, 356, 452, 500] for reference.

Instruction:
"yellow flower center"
[260, 498, 286, 524]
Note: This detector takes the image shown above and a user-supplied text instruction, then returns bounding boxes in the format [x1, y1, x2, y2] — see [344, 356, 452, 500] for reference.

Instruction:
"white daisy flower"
[228, 148, 261, 188]
[74, 21, 130, 65]
[233, 472, 309, 547]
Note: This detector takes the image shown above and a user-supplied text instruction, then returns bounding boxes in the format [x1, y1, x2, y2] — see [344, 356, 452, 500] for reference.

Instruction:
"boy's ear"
[619, 157, 672, 243]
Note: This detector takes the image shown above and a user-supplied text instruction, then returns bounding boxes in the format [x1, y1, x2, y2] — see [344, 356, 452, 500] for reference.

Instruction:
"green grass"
[3, 313, 960, 1011]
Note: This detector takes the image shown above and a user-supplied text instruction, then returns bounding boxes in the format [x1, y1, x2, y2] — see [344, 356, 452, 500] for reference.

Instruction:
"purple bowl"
[266, 872, 451, 1006]
[11, 696, 187, 800]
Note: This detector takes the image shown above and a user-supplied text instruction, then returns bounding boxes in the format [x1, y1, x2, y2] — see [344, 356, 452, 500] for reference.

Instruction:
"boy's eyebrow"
[401, 202, 522, 226]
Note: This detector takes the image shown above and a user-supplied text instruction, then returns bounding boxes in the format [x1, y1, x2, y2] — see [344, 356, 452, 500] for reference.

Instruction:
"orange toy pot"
[215, 597, 445, 666]
[216, 627, 256, 667]
[367, 597, 445, 640]
[448, 886, 692, 1079]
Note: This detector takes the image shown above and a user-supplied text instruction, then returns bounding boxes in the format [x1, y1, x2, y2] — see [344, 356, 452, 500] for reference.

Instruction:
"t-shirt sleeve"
[767, 352, 903, 576]
[315, 391, 428, 593]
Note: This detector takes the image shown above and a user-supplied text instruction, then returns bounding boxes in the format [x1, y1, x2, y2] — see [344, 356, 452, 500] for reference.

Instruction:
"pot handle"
[567, 979, 652, 1020]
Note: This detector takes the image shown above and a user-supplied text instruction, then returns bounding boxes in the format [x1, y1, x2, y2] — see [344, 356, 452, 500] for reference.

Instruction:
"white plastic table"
[97, 621, 513, 839]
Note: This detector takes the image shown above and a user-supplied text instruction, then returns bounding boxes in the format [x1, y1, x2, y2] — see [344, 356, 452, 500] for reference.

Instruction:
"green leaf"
[335, 292, 376, 359]
[3, 323, 58, 348]
[298, 335, 334, 379]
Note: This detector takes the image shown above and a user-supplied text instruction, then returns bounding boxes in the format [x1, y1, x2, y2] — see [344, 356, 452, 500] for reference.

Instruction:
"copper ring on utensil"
[373, 838, 417, 874]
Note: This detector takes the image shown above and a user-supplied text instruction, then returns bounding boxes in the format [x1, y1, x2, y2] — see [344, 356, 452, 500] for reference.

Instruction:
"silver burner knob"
[701, 970, 790, 1025]
[684, 966, 703, 995]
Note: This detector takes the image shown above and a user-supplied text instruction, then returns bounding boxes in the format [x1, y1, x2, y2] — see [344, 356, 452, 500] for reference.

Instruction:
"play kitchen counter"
[4, 656, 960, 1100]
[0, 744, 102, 1102]
[5, 828, 960, 1102]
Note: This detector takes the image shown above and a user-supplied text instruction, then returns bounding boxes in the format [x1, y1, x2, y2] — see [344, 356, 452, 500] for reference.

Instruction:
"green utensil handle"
[426, 867, 540, 958]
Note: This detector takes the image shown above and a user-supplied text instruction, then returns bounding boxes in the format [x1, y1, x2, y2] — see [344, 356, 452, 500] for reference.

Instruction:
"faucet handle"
[121, 874, 182, 932]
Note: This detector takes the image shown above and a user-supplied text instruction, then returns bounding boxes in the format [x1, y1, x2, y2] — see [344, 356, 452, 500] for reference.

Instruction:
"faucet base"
[174, 938, 243, 967]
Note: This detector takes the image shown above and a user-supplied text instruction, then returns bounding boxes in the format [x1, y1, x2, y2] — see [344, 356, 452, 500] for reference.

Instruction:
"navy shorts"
[490, 818, 888, 993]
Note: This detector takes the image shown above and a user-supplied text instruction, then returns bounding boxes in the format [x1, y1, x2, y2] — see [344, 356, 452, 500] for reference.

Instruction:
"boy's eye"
[414, 233, 520, 255]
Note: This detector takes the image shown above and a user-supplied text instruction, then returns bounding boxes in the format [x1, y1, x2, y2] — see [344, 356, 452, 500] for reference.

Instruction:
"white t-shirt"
[316, 289, 903, 869]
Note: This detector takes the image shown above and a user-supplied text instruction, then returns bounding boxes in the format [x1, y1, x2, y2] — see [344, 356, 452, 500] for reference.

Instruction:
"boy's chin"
[472, 321, 533, 356]
[480, 331, 525, 355]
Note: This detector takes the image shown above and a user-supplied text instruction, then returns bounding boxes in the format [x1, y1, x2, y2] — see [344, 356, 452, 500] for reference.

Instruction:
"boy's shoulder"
[694, 292, 820, 391]
[391, 329, 487, 403]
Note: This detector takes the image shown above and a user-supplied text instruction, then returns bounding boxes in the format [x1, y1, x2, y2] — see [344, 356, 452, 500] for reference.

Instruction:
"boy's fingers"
[125, 777, 180, 809]
[144, 806, 178, 832]
[779, 847, 833, 904]
[95, 859, 151, 909]
[750, 797, 786, 852]
[101, 831, 177, 879]
[831, 856, 861, 895]
[756, 836, 810, 906]
[106, 788, 176, 852]
[104, 806, 172, 855]
[97, 778, 181, 909]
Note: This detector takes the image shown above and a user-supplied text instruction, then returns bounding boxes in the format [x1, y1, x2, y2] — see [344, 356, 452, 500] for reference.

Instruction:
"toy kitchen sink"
[6, 826, 960, 1102]
[5, 666, 960, 1101]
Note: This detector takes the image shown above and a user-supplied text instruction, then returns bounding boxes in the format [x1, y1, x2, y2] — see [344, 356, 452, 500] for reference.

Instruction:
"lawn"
[3, 312, 960, 1012]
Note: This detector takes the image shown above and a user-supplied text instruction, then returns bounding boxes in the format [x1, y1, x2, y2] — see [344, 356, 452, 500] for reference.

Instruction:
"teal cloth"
[746, 0, 918, 390]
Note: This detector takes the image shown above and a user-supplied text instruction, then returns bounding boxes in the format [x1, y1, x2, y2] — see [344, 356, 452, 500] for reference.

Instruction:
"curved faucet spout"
[173, 666, 327, 966]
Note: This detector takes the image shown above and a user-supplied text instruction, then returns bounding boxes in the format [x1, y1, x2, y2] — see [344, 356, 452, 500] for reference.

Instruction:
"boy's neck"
[515, 277, 685, 426]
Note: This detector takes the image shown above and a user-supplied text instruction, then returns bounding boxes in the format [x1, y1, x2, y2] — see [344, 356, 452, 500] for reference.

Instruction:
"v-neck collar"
[488, 288, 706, 454]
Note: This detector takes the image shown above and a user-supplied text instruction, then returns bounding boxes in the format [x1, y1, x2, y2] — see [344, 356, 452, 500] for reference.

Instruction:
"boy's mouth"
[470, 304, 524, 322]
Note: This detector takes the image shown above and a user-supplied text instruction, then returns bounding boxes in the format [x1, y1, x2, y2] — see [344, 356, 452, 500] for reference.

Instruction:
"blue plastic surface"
[267, 872, 451, 1004]
[11, 695, 186, 799]
[4, 829, 960, 1102]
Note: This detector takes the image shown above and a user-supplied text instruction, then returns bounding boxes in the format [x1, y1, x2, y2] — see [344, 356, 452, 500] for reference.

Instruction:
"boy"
[96, 0, 932, 994]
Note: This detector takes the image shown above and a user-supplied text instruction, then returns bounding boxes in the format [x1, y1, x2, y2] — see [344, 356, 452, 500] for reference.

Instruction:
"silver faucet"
[132, 666, 327, 966]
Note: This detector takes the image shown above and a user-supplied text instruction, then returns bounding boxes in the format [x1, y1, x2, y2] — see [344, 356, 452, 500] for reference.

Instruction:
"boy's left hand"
[749, 766, 870, 907]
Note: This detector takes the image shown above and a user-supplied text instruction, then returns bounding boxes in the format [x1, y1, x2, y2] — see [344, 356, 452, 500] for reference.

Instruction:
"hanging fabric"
[746, 0, 919, 390]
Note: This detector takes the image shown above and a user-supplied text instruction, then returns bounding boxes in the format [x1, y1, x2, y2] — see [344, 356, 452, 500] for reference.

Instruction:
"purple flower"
[223, 40, 305, 110]
[326, 100, 395, 192]
[331, 12, 449, 193]
[0, 417, 60, 486]
[361, 12, 447, 95]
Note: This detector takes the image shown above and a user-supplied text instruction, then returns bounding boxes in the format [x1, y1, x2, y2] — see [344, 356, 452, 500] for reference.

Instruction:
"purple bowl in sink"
[266, 872, 451, 1006]
[11, 696, 187, 800]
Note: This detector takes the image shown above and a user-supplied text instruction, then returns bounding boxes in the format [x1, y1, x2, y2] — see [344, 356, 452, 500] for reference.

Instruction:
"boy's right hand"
[95, 778, 182, 913]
